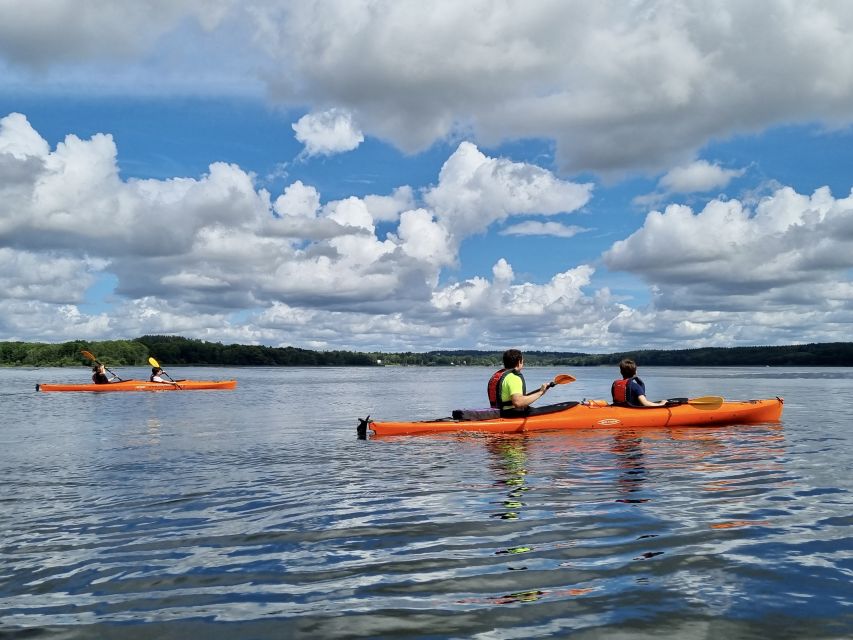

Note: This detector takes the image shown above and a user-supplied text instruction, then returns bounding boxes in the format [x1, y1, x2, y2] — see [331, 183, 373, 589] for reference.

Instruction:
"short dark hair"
[503, 348, 523, 369]
[619, 358, 637, 378]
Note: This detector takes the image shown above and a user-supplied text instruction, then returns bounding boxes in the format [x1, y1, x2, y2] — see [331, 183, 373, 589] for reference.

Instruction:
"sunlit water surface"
[1, 366, 851, 639]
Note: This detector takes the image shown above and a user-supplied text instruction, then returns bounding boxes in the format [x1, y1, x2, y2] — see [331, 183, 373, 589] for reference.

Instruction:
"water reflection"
[486, 437, 536, 574]
[610, 431, 649, 503]
[487, 437, 530, 522]
[471, 422, 792, 607]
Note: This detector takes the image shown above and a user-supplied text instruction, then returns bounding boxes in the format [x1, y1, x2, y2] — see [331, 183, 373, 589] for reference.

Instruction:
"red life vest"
[611, 377, 644, 405]
[611, 378, 629, 404]
[488, 368, 526, 409]
[488, 369, 508, 408]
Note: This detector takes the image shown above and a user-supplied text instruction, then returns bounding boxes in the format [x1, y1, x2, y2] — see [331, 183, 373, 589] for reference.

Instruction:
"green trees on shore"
[0, 339, 149, 367]
[2, 335, 853, 367]
[0, 336, 377, 367]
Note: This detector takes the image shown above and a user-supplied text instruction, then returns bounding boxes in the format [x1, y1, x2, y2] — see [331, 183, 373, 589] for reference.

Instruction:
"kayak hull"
[369, 398, 783, 436]
[37, 379, 237, 392]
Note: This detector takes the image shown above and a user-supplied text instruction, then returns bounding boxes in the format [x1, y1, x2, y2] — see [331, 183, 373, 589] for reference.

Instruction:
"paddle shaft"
[686, 395, 724, 409]
[666, 396, 725, 410]
[80, 350, 123, 380]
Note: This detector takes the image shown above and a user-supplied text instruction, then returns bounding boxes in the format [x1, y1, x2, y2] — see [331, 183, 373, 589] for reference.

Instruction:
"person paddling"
[148, 357, 182, 388]
[487, 348, 550, 417]
[91, 363, 119, 384]
[150, 366, 173, 384]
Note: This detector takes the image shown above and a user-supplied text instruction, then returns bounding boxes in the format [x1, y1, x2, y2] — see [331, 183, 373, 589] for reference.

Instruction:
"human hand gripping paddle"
[80, 350, 123, 381]
[148, 357, 182, 389]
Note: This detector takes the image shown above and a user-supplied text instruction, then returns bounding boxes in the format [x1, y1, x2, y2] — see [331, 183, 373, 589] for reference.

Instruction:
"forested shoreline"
[2, 335, 853, 367]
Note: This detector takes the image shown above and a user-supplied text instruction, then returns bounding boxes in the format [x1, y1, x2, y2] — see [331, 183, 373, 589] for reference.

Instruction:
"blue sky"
[1, 1, 853, 352]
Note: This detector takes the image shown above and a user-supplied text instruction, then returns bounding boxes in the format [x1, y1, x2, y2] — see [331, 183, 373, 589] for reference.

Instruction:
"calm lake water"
[1, 365, 851, 639]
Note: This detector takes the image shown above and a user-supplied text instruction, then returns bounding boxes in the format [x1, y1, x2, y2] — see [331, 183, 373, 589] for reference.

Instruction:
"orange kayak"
[37, 379, 237, 392]
[367, 397, 783, 436]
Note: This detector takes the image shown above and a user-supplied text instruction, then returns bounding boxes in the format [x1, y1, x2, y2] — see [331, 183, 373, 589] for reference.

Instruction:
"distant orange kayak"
[37, 379, 237, 392]
[367, 397, 783, 436]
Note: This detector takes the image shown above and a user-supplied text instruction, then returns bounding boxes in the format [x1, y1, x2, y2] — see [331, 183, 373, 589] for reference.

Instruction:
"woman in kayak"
[150, 367, 169, 383]
[611, 358, 666, 407]
[92, 364, 119, 384]
[488, 348, 551, 416]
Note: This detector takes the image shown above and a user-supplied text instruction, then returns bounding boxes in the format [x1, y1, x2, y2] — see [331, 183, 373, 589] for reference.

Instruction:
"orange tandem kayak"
[37, 379, 237, 392]
[367, 397, 783, 436]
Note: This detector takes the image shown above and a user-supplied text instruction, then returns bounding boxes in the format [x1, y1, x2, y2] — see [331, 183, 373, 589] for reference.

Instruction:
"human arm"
[635, 393, 666, 407]
[628, 378, 666, 406]
[509, 378, 549, 409]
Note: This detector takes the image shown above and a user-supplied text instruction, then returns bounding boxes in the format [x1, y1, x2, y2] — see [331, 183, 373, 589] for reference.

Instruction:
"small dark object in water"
[356, 415, 370, 439]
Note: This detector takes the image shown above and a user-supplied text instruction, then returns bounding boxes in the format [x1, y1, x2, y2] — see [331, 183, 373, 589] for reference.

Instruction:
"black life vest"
[488, 368, 526, 409]
[92, 372, 109, 384]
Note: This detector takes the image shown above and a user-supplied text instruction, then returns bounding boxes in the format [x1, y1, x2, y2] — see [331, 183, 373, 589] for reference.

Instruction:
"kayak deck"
[37, 379, 237, 392]
[368, 397, 784, 436]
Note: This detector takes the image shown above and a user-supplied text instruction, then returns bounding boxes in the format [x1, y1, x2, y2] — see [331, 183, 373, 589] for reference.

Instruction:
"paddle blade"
[553, 374, 576, 385]
[148, 357, 160, 368]
[688, 396, 724, 410]
[81, 350, 97, 362]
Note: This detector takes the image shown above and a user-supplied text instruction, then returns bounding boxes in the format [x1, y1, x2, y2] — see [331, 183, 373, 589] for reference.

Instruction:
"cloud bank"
[1, 112, 852, 349]
[2, 3, 853, 350]
[3, 2, 853, 172]
[0, 112, 606, 348]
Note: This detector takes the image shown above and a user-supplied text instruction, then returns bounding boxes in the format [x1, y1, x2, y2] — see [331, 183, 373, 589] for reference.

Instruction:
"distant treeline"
[415, 343, 853, 367]
[2, 335, 853, 367]
[0, 336, 375, 367]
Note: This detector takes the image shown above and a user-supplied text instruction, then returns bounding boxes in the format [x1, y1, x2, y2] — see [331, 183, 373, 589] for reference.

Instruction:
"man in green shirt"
[487, 348, 550, 416]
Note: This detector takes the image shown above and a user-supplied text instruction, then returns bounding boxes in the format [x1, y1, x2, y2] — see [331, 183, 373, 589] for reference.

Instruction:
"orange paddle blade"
[553, 374, 576, 384]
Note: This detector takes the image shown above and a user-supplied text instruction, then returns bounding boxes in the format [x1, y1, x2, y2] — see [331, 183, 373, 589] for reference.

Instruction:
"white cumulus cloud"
[4, 111, 853, 350]
[3, 3, 853, 174]
[501, 221, 589, 238]
[605, 185, 853, 321]
[658, 160, 746, 194]
[292, 108, 364, 156]
[424, 141, 592, 241]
